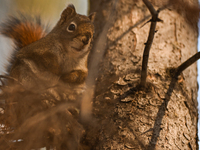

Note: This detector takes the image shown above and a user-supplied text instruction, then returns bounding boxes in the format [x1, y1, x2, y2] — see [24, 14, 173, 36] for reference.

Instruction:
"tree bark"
[88, 0, 198, 149]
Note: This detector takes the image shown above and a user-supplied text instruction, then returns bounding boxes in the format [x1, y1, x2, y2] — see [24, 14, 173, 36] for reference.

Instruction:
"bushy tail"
[0, 15, 47, 50]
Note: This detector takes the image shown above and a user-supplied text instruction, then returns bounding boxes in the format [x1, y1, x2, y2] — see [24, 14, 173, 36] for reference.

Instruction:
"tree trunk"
[88, 0, 198, 149]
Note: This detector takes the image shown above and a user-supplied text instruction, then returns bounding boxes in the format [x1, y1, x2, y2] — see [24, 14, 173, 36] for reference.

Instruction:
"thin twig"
[0, 75, 19, 84]
[140, 0, 160, 87]
[175, 51, 200, 77]
[80, 0, 119, 122]
[0, 78, 5, 86]
[142, 0, 157, 15]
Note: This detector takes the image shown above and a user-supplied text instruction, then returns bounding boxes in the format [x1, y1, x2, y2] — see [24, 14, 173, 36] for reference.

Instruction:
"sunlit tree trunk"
[89, 0, 198, 149]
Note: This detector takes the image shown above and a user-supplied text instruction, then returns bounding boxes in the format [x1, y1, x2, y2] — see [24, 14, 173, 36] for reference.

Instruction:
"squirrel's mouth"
[71, 33, 92, 51]
[81, 33, 91, 45]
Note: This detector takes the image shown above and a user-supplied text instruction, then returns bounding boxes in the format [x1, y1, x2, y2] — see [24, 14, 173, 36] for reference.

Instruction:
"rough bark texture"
[88, 0, 198, 149]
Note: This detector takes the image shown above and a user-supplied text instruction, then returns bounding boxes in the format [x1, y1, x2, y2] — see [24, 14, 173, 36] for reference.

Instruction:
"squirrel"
[0, 4, 95, 92]
[0, 5, 96, 149]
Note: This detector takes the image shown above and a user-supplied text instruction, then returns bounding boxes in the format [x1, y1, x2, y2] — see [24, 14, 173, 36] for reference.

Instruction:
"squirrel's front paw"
[60, 70, 87, 84]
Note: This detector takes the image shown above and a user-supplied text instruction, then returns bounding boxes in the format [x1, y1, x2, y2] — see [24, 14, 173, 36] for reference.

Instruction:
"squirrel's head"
[52, 4, 95, 56]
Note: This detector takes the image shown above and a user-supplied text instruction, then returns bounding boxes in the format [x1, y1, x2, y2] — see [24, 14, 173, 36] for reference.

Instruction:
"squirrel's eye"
[67, 22, 77, 32]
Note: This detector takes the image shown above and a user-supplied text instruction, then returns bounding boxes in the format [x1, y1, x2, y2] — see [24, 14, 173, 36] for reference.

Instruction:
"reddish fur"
[0, 16, 47, 50]
[6, 22, 46, 49]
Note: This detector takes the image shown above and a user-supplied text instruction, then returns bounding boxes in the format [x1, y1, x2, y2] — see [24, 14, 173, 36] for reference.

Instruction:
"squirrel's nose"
[82, 33, 91, 45]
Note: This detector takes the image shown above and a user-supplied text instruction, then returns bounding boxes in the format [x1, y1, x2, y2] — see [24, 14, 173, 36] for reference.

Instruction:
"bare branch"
[142, 0, 157, 16]
[140, 0, 160, 87]
[140, 0, 198, 87]
[175, 52, 200, 77]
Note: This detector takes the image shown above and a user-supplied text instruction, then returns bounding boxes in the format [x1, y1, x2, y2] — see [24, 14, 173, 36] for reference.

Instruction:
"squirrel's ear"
[62, 4, 76, 17]
[66, 4, 76, 14]
[59, 4, 76, 24]
[88, 12, 96, 23]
